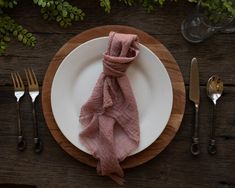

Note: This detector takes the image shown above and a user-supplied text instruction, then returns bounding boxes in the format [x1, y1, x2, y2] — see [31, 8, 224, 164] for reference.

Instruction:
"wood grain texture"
[42, 25, 186, 168]
[1, 1, 235, 187]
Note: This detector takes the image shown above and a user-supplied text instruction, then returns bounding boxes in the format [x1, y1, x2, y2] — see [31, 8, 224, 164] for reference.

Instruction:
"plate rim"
[41, 25, 186, 169]
[50, 36, 173, 156]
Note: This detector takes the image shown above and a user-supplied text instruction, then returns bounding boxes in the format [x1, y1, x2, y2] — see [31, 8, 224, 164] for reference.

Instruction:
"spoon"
[207, 75, 223, 155]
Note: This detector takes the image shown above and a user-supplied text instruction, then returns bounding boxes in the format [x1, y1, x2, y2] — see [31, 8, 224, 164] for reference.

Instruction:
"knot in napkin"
[103, 32, 139, 77]
[79, 31, 140, 185]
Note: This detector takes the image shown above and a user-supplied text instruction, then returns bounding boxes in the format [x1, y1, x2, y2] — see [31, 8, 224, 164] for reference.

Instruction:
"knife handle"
[191, 137, 200, 155]
[208, 139, 216, 155]
[191, 104, 200, 155]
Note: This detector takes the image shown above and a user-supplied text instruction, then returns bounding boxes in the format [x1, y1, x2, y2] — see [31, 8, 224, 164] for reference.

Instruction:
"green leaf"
[8, 2, 13, 8]
[16, 25, 23, 31]
[23, 37, 27, 44]
[67, 5, 72, 11]
[57, 4, 62, 11]
[77, 9, 82, 14]
[59, 20, 65, 27]
[30, 36, 36, 42]
[41, 8, 46, 14]
[3, 36, 10, 42]
[38, 0, 43, 6]
[70, 13, 74, 19]
[63, 2, 69, 6]
[1, 45, 6, 50]
[18, 34, 23, 41]
[13, 30, 18, 36]
[56, 15, 62, 22]
[22, 29, 28, 34]
[0, 28, 5, 34]
[47, 2, 51, 7]
[26, 33, 32, 38]
[52, 9, 58, 16]
[100, 0, 111, 13]
[26, 40, 32, 46]
[75, 15, 79, 21]
[62, 10, 67, 17]
[43, 13, 49, 19]
[72, 7, 77, 12]
[50, 4, 55, 9]
[42, 1, 46, 7]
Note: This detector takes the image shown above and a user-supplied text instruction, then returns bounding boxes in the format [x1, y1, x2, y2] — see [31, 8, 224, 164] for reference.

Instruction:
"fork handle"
[16, 101, 26, 151]
[32, 102, 38, 138]
[18, 135, 26, 151]
[32, 102, 43, 153]
[208, 139, 216, 155]
[34, 137, 43, 153]
[17, 101, 23, 136]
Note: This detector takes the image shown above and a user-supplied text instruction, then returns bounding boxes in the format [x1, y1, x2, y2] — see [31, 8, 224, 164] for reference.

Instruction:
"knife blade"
[189, 57, 200, 105]
[189, 57, 200, 155]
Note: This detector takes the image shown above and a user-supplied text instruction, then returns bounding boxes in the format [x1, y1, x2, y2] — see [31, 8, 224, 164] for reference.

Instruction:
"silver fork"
[11, 72, 27, 151]
[25, 68, 43, 153]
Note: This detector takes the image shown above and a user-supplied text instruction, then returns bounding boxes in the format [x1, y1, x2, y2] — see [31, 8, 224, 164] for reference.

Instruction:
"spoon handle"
[208, 104, 217, 155]
[191, 104, 200, 155]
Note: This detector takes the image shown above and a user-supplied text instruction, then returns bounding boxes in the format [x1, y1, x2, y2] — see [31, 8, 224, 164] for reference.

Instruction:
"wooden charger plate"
[42, 25, 185, 169]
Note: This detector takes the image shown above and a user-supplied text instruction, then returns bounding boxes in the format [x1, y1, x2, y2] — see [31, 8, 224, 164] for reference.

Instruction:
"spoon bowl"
[207, 74, 223, 155]
[207, 75, 224, 104]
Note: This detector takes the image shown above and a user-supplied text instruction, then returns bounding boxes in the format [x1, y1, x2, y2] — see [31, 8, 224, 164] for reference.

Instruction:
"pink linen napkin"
[79, 31, 140, 184]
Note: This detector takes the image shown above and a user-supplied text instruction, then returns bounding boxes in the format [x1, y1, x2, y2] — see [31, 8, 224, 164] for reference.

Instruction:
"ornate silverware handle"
[11, 72, 26, 151]
[16, 101, 26, 151]
[208, 104, 217, 155]
[32, 101, 43, 153]
[25, 68, 43, 154]
[191, 104, 200, 155]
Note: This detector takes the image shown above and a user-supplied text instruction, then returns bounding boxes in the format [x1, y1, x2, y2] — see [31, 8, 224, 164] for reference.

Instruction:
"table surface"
[0, 1, 235, 188]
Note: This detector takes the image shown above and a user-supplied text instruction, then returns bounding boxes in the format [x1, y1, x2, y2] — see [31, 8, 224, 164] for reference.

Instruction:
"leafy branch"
[33, 0, 85, 27]
[201, 0, 235, 24]
[0, 0, 235, 55]
[0, 15, 36, 55]
[100, 0, 111, 13]
[0, 0, 85, 55]
[0, 0, 18, 9]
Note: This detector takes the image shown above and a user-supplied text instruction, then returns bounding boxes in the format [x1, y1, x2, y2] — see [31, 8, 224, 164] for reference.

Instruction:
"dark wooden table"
[0, 1, 235, 187]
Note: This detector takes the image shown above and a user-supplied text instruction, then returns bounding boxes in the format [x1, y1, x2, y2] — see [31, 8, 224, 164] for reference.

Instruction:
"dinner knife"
[189, 57, 200, 155]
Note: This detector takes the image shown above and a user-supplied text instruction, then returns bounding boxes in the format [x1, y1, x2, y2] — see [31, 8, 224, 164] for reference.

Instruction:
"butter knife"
[189, 57, 200, 155]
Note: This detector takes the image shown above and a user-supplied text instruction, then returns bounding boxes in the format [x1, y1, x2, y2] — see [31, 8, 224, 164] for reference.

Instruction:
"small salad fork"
[11, 72, 27, 151]
[25, 68, 43, 153]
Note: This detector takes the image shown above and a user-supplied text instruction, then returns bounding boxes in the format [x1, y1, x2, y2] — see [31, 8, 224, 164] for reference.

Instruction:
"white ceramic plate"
[51, 37, 173, 155]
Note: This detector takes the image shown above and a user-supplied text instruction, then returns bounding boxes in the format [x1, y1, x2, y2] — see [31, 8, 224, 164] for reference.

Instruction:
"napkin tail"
[79, 32, 140, 186]
[109, 174, 126, 185]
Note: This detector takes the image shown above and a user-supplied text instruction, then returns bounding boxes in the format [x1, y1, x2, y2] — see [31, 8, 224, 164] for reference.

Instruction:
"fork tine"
[28, 68, 34, 85]
[27, 68, 34, 85]
[14, 72, 20, 88]
[25, 68, 31, 85]
[11, 73, 17, 88]
[16, 72, 24, 88]
[30, 68, 38, 86]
